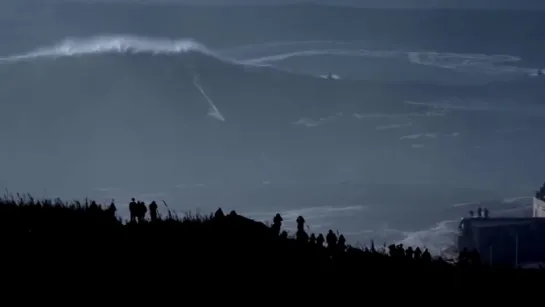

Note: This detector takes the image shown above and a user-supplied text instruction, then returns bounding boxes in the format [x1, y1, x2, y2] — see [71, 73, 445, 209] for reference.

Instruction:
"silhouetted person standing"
[405, 246, 414, 259]
[296, 216, 308, 242]
[272, 213, 283, 236]
[149, 201, 158, 222]
[309, 233, 316, 245]
[414, 247, 422, 260]
[337, 234, 346, 252]
[396, 244, 405, 258]
[388, 244, 397, 257]
[326, 230, 337, 252]
[137, 201, 147, 223]
[214, 208, 225, 219]
[107, 201, 116, 219]
[316, 234, 325, 248]
[422, 248, 431, 262]
[89, 201, 99, 217]
[129, 198, 137, 223]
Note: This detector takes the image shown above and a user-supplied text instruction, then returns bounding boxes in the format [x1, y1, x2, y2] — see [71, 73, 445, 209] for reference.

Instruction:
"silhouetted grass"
[0, 193, 543, 286]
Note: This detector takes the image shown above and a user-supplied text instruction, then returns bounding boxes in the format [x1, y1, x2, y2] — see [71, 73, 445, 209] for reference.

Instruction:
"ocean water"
[1, 2, 545, 255]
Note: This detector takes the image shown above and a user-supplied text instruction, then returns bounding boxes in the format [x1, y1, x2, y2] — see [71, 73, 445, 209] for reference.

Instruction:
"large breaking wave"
[2, 35, 542, 75]
[0, 36, 225, 63]
[1, 35, 543, 123]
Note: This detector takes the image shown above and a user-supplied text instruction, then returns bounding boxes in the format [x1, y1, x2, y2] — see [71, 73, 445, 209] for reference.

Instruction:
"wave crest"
[1, 36, 540, 78]
[0, 35, 230, 63]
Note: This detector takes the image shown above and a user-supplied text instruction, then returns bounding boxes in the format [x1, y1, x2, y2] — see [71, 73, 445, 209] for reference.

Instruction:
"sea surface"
[1, 2, 544, 255]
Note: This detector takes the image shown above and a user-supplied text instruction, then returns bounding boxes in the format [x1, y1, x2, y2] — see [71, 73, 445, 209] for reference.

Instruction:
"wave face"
[2, 3, 545, 255]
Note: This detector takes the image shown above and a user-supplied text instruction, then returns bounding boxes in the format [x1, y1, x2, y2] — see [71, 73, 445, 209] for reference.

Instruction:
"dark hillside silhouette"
[0, 193, 542, 286]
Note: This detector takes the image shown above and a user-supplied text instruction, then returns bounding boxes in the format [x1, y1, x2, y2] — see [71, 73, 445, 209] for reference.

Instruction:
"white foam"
[292, 118, 324, 128]
[400, 132, 437, 140]
[221, 40, 365, 54]
[425, 133, 437, 138]
[496, 204, 532, 216]
[375, 123, 412, 130]
[530, 68, 545, 77]
[400, 133, 422, 140]
[246, 204, 368, 229]
[353, 110, 447, 120]
[242, 49, 401, 65]
[404, 99, 492, 111]
[405, 99, 545, 116]
[396, 219, 458, 256]
[292, 113, 342, 128]
[237, 40, 537, 75]
[407, 51, 536, 75]
[502, 196, 532, 204]
[451, 202, 477, 208]
[319, 73, 341, 80]
[0, 35, 234, 63]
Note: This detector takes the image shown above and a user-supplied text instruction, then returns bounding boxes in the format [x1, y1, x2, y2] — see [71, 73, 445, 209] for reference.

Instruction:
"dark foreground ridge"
[0, 194, 542, 286]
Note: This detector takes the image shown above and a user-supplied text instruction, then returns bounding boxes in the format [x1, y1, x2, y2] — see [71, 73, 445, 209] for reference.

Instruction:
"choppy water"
[1, 2, 545, 255]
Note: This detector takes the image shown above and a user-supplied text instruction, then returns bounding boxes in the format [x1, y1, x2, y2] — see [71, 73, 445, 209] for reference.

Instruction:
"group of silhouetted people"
[468, 207, 489, 219]
[387, 243, 432, 261]
[36, 195, 438, 262]
[87, 197, 160, 223]
[294, 215, 347, 251]
[128, 198, 158, 223]
[1, 193, 540, 284]
[266, 210, 434, 259]
[88, 200, 117, 218]
[0, 192, 438, 269]
[0, 192, 494, 279]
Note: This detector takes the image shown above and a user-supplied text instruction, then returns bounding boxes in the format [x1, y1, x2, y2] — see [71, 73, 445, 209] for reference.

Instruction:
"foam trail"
[242, 49, 400, 65]
[292, 113, 342, 128]
[319, 73, 341, 80]
[397, 219, 459, 256]
[193, 75, 225, 122]
[240, 44, 537, 75]
[221, 40, 371, 54]
[406, 51, 533, 74]
[404, 99, 545, 116]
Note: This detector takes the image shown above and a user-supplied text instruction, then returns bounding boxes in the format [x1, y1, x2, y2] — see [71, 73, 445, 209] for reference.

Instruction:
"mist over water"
[1, 2, 545, 255]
